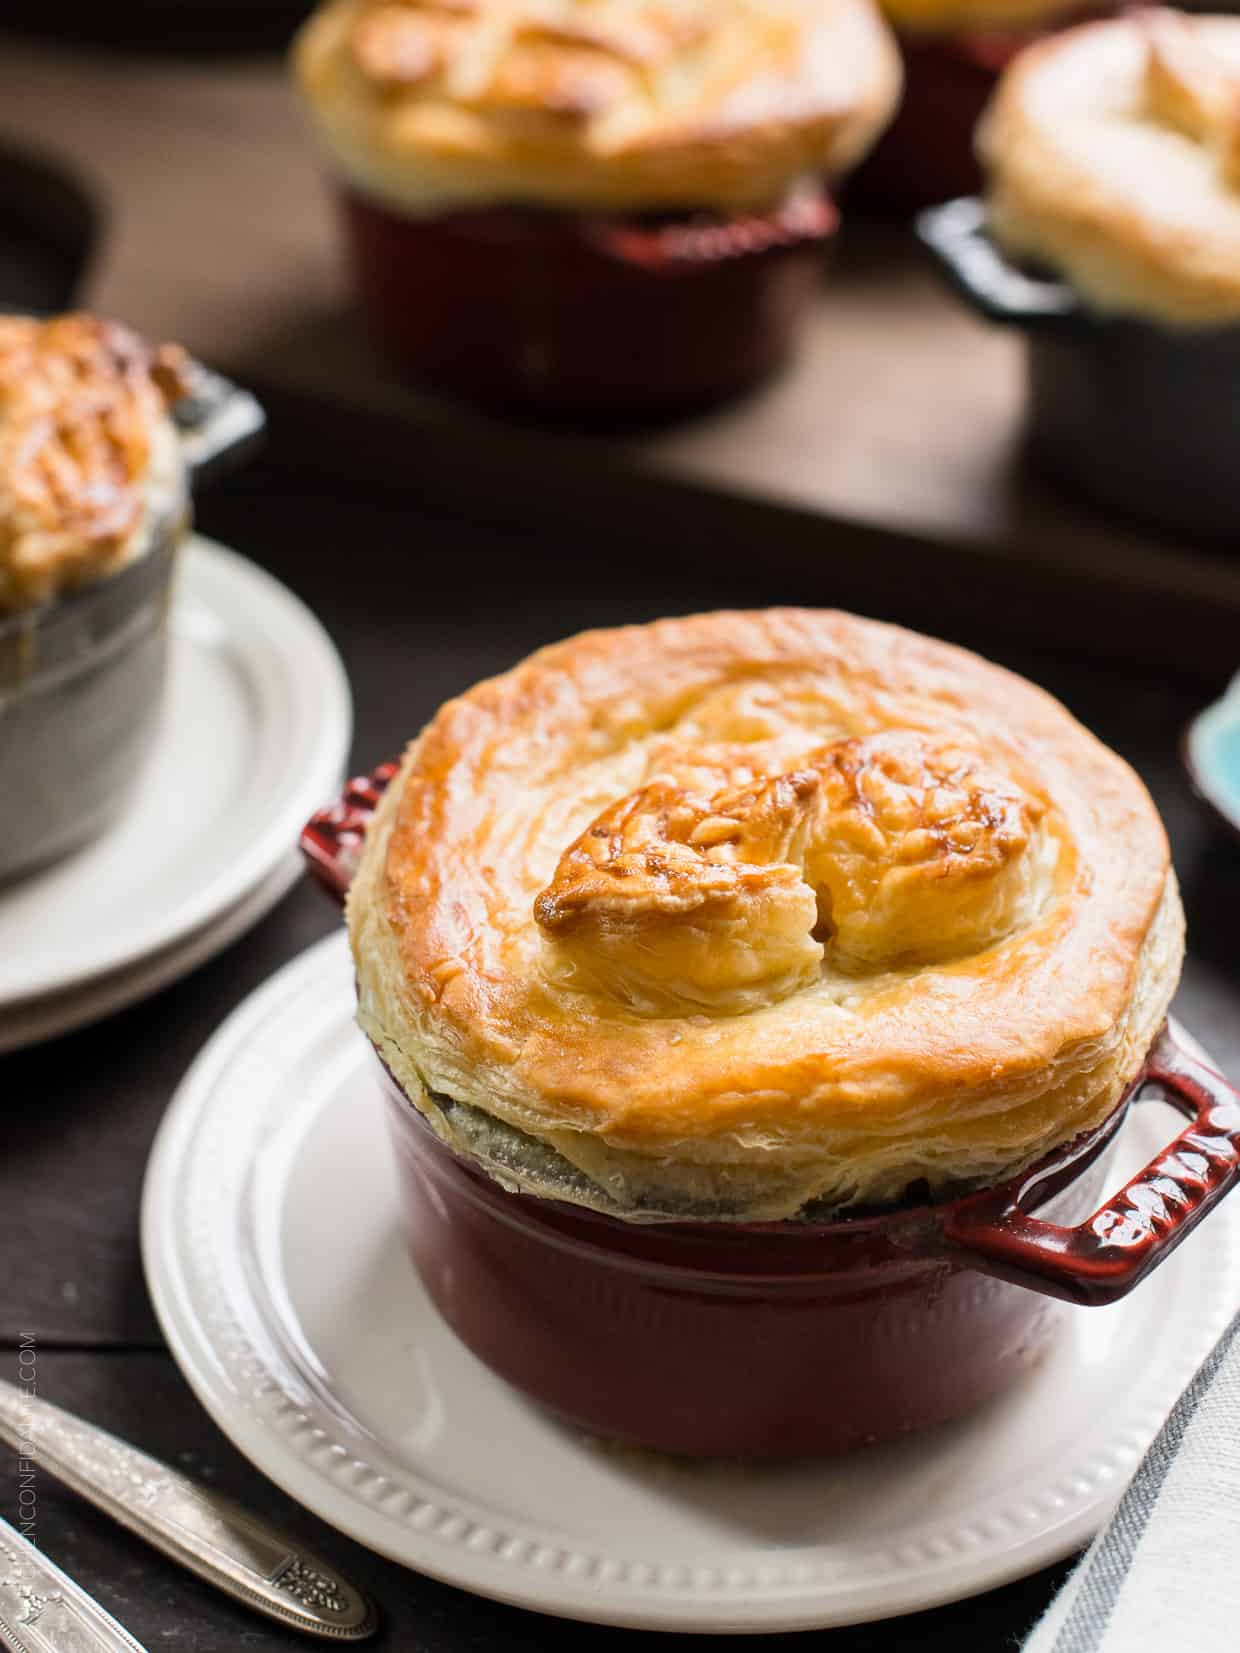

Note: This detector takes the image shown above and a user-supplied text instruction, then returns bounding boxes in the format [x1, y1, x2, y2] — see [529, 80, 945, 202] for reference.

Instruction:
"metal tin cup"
[917, 197, 1240, 544]
[0, 365, 263, 883]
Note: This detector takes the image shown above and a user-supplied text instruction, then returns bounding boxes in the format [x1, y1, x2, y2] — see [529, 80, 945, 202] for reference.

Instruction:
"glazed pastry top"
[534, 731, 1046, 1013]
[981, 11, 1240, 324]
[293, 0, 902, 213]
[879, 0, 1080, 39]
[348, 608, 1183, 1221]
[0, 314, 187, 613]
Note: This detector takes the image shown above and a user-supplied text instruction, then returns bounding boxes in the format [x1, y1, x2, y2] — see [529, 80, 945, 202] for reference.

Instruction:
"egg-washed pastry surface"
[0, 314, 188, 613]
[349, 609, 1183, 1221]
[293, 0, 902, 214]
[879, 0, 1078, 39]
[981, 11, 1240, 324]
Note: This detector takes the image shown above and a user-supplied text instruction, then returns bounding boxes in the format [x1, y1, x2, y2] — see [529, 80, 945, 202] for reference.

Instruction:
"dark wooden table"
[2, 452, 1239, 1650]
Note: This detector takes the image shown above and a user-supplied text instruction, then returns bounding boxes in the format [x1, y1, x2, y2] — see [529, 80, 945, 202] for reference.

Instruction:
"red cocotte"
[379, 1057, 1080, 1459]
[304, 763, 1240, 1461]
[292, 0, 903, 412]
[337, 184, 838, 413]
[851, 9, 1103, 213]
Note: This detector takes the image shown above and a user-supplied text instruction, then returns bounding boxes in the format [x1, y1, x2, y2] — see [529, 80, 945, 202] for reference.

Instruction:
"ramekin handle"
[174, 361, 266, 489]
[300, 762, 397, 906]
[916, 196, 1081, 328]
[944, 1023, 1240, 1305]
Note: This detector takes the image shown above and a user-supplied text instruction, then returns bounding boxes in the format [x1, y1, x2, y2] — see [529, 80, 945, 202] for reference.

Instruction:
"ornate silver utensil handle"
[0, 1381, 375, 1641]
[0, 1512, 148, 1653]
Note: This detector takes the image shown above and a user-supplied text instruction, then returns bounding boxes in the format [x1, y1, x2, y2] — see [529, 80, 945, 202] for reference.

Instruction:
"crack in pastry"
[535, 732, 1045, 1014]
[0, 314, 188, 612]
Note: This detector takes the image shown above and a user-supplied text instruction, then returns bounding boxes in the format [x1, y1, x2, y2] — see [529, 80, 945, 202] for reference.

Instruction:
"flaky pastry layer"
[0, 314, 189, 613]
[980, 12, 1240, 325]
[293, 0, 902, 214]
[349, 609, 1183, 1221]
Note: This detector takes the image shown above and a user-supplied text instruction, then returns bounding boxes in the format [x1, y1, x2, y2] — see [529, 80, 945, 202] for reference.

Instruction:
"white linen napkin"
[1023, 1310, 1240, 1653]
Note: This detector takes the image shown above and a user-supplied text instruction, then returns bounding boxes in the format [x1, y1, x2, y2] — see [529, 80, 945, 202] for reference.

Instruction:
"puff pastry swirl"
[293, 0, 902, 214]
[0, 314, 188, 612]
[981, 11, 1240, 324]
[349, 609, 1183, 1221]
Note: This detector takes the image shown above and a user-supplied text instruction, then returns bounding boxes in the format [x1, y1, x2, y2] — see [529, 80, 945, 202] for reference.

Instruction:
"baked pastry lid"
[976, 12, 1240, 326]
[328, 609, 1183, 1220]
[292, 0, 903, 213]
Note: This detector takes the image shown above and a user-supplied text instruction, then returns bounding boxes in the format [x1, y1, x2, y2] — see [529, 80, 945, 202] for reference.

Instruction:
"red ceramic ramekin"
[850, 18, 1096, 213]
[336, 184, 837, 414]
[303, 767, 1240, 1459]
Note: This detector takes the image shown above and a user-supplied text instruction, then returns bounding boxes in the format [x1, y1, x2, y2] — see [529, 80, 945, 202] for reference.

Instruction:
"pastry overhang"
[348, 608, 1183, 1221]
[293, 0, 903, 214]
[980, 11, 1240, 325]
[0, 314, 188, 613]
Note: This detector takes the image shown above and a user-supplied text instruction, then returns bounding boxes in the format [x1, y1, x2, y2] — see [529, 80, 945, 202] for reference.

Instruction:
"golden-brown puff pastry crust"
[293, 0, 903, 214]
[879, 0, 1077, 39]
[349, 609, 1183, 1220]
[980, 12, 1240, 325]
[0, 314, 188, 613]
[534, 732, 1046, 1012]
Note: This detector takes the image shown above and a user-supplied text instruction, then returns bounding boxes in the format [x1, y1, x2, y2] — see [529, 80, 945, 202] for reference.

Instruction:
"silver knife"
[0, 1513, 148, 1652]
[0, 1382, 375, 1641]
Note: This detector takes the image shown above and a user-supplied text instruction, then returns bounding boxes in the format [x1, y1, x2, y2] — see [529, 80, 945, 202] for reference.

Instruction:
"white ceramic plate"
[0, 853, 300, 1056]
[142, 934, 1240, 1634]
[0, 537, 351, 1009]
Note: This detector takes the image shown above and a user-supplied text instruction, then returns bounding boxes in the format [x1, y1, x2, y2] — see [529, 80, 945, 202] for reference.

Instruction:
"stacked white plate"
[0, 536, 351, 1054]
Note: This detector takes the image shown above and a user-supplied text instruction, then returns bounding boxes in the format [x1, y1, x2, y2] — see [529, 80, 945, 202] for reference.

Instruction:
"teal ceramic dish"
[1185, 679, 1240, 842]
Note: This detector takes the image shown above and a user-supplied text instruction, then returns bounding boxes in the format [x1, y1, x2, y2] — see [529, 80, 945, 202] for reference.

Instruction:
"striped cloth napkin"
[1023, 1310, 1240, 1653]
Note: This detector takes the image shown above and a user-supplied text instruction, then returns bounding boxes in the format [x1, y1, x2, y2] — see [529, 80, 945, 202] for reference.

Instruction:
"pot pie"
[980, 10, 1240, 324]
[292, 0, 901, 408]
[0, 312, 195, 882]
[295, 0, 901, 214]
[349, 609, 1184, 1223]
[0, 313, 188, 613]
